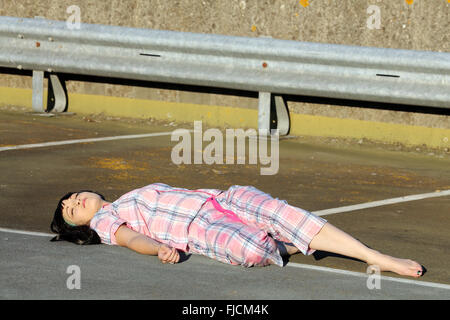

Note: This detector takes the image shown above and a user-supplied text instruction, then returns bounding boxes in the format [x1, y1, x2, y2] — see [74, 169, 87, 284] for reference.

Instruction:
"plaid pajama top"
[89, 183, 223, 251]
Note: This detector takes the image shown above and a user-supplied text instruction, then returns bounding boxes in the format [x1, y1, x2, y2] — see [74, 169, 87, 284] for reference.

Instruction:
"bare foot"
[367, 251, 423, 278]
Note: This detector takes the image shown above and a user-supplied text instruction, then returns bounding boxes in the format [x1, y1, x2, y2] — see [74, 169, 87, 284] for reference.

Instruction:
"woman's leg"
[221, 186, 423, 277]
[277, 223, 424, 278]
[308, 222, 423, 278]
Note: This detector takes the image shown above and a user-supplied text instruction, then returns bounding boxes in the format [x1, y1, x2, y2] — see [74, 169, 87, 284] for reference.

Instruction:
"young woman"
[50, 183, 423, 278]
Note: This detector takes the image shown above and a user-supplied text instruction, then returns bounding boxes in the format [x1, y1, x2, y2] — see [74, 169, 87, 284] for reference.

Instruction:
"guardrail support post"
[47, 74, 67, 113]
[273, 95, 290, 136]
[32, 70, 44, 112]
[258, 92, 271, 134]
[32, 71, 68, 113]
[258, 92, 290, 136]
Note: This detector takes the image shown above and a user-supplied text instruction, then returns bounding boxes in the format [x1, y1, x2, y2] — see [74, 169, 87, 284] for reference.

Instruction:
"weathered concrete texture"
[0, 0, 449, 128]
[1, 0, 447, 50]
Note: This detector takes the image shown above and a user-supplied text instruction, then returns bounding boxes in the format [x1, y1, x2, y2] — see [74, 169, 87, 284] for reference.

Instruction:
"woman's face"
[61, 192, 104, 226]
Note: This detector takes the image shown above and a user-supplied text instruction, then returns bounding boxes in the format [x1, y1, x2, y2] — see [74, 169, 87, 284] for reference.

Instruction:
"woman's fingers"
[166, 247, 179, 264]
[158, 245, 171, 263]
[159, 245, 179, 264]
[164, 246, 174, 260]
[171, 248, 180, 263]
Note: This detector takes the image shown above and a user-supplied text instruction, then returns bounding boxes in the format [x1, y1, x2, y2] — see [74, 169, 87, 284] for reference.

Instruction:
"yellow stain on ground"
[111, 171, 140, 182]
[392, 174, 413, 181]
[251, 25, 257, 32]
[299, 0, 309, 8]
[88, 157, 134, 171]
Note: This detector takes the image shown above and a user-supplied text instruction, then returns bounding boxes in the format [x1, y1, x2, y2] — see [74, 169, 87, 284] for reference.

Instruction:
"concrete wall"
[0, 0, 449, 132]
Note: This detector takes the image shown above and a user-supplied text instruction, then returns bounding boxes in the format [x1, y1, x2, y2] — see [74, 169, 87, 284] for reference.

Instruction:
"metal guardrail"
[0, 16, 449, 134]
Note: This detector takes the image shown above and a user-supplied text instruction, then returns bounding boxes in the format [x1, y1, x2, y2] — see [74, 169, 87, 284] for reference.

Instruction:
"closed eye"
[64, 204, 72, 218]
[70, 193, 79, 216]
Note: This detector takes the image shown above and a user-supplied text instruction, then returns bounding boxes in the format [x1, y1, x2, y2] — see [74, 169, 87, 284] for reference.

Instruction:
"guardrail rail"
[0, 16, 449, 135]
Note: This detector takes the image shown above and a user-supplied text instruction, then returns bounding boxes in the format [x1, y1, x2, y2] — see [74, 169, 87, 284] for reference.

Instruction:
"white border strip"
[0, 227, 53, 237]
[0, 130, 188, 152]
[312, 190, 450, 216]
[287, 262, 450, 291]
[1, 227, 449, 290]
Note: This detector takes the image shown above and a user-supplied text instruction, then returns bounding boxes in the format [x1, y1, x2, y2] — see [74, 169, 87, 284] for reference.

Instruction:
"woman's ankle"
[364, 248, 382, 265]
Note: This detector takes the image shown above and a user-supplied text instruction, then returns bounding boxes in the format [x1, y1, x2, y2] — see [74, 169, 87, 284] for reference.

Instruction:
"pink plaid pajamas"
[187, 185, 327, 267]
[90, 183, 327, 268]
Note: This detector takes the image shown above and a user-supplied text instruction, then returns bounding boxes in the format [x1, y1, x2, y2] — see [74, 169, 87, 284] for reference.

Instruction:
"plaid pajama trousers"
[187, 185, 327, 267]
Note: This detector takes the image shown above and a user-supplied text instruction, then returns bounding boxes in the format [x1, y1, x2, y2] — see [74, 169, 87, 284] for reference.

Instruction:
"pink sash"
[157, 188, 244, 224]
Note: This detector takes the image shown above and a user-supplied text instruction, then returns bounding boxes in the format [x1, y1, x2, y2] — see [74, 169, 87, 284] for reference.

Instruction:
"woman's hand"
[158, 244, 180, 264]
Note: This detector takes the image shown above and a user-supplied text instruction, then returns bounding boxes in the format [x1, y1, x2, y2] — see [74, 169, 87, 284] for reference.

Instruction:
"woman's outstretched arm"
[115, 225, 180, 264]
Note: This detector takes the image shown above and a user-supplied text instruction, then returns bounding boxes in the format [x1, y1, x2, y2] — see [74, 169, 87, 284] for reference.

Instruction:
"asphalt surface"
[1, 230, 449, 300]
[0, 106, 449, 300]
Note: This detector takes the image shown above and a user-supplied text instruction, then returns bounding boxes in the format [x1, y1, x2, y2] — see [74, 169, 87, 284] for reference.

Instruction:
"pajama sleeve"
[89, 209, 128, 245]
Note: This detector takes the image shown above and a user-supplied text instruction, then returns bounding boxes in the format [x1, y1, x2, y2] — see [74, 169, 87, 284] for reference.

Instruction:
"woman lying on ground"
[50, 183, 423, 278]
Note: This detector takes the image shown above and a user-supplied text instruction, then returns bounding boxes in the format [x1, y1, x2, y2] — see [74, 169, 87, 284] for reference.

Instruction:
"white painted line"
[1, 226, 449, 290]
[0, 130, 189, 152]
[287, 262, 450, 291]
[312, 190, 450, 216]
[0, 227, 53, 237]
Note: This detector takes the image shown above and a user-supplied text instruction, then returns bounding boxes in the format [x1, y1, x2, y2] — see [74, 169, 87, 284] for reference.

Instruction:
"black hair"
[50, 190, 104, 245]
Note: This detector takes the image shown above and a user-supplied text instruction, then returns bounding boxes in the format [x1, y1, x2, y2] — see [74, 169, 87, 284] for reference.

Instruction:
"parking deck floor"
[0, 106, 449, 300]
